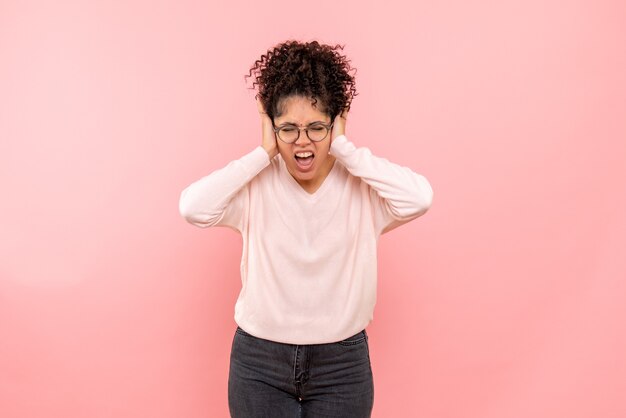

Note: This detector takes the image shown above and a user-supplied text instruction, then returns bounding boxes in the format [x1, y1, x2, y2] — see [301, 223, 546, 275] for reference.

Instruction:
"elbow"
[390, 176, 434, 220]
[180, 207, 219, 228]
[179, 205, 200, 227]
[416, 178, 434, 214]
[178, 189, 196, 223]
[406, 193, 432, 219]
[417, 174, 433, 207]
[179, 189, 216, 228]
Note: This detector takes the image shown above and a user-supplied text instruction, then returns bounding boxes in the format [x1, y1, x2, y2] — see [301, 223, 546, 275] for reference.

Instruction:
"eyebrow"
[276, 120, 329, 127]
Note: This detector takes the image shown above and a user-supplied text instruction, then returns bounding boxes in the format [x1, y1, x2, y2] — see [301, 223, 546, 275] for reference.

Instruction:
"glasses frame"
[272, 122, 334, 144]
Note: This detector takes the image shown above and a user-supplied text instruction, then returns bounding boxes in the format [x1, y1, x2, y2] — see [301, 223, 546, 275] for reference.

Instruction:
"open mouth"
[294, 151, 314, 170]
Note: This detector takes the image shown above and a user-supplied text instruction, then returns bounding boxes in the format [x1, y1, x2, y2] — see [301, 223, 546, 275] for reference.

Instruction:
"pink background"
[1, 0, 625, 417]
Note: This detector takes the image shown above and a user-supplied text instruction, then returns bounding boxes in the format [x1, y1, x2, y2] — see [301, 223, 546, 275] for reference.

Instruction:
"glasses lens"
[278, 126, 298, 143]
[277, 124, 330, 143]
[307, 124, 329, 141]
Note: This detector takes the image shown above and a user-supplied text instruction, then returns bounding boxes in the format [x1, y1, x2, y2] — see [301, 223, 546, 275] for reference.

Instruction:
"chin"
[293, 169, 316, 180]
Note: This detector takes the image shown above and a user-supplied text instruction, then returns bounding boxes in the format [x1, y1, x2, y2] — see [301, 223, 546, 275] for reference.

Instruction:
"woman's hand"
[331, 107, 348, 144]
[257, 97, 278, 160]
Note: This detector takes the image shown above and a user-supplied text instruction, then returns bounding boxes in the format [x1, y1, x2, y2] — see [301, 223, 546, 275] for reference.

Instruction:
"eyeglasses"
[273, 122, 334, 144]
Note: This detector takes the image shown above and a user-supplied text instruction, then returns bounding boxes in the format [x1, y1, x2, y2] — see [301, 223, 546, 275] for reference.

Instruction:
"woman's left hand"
[331, 108, 348, 143]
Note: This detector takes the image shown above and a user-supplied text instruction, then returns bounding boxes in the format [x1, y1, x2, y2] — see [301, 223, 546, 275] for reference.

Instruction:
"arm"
[329, 134, 434, 234]
[178, 146, 270, 231]
[179, 98, 277, 231]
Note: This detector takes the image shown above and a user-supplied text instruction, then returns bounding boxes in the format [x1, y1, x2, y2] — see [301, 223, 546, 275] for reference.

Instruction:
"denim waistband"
[235, 326, 366, 345]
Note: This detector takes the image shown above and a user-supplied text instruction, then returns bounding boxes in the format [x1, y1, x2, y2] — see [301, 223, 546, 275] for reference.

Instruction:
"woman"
[179, 40, 433, 417]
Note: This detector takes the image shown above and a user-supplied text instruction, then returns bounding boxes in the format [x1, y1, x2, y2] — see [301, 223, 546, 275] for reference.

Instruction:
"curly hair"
[245, 40, 358, 123]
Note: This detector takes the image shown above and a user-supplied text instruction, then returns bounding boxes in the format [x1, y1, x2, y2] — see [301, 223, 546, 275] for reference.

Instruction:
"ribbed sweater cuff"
[329, 134, 349, 156]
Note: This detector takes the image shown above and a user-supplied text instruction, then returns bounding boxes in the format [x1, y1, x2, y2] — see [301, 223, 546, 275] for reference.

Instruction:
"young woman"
[179, 39, 434, 418]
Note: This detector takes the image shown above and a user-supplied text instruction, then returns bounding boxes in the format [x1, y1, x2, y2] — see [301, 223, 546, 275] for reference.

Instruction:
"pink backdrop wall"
[1, 0, 625, 417]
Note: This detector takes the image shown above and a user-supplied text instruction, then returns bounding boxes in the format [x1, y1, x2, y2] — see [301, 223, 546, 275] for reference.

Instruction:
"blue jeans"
[228, 326, 374, 417]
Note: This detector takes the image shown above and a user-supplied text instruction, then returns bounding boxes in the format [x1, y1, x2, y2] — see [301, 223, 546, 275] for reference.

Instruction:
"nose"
[294, 127, 312, 145]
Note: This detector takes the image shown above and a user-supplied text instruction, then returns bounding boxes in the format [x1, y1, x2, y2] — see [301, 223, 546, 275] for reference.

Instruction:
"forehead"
[275, 95, 330, 123]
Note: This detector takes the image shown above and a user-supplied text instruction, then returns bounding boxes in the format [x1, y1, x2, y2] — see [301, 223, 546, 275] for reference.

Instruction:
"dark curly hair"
[245, 40, 358, 124]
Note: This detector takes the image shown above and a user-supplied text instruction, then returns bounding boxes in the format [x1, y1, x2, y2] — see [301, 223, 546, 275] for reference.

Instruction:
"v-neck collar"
[278, 156, 339, 201]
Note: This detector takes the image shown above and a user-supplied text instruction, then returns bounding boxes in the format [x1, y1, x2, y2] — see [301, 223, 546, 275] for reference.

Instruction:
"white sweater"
[179, 134, 433, 344]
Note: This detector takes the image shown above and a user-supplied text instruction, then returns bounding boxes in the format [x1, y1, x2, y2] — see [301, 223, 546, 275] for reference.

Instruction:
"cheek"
[316, 141, 331, 155]
[277, 144, 292, 159]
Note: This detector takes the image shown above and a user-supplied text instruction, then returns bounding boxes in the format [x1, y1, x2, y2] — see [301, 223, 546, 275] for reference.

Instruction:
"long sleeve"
[179, 146, 270, 231]
[329, 134, 434, 234]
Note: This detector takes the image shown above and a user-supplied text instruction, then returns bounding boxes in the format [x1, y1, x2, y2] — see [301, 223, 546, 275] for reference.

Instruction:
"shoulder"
[333, 161, 369, 193]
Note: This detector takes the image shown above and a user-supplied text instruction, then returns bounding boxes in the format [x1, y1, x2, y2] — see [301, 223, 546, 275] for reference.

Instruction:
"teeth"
[295, 152, 313, 158]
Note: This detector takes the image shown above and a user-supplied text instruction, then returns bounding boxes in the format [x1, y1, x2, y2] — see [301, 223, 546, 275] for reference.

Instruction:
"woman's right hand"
[257, 97, 278, 160]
